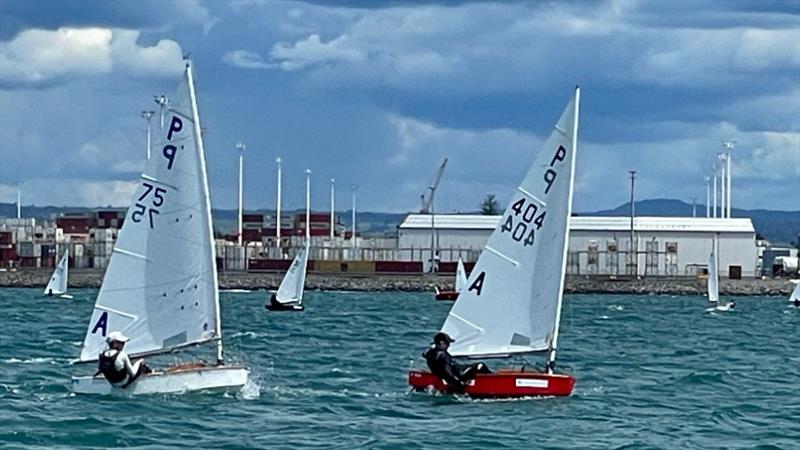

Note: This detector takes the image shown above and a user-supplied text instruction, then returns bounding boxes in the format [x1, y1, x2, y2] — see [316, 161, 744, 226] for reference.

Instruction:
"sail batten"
[440, 88, 580, 360]
[79, 63, 221, 363]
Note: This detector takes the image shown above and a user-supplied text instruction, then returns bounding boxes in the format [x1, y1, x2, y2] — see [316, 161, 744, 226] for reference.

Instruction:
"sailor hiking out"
[96, 331, 151, 388]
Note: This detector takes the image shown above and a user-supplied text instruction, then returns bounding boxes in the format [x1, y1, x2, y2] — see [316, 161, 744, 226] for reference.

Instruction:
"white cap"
[106, 331, 130, 343]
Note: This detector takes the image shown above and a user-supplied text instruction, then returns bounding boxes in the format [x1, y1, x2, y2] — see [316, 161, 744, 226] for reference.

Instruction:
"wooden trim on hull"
[408, 369, 575, 398]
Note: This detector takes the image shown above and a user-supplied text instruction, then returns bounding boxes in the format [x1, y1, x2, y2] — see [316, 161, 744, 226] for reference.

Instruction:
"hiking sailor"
[422, 332, 490, 392]
[96, 331, 151, 387]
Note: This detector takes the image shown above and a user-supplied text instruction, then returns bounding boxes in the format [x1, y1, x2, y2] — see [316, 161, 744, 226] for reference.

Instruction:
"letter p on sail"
[167, 116, 183, 140]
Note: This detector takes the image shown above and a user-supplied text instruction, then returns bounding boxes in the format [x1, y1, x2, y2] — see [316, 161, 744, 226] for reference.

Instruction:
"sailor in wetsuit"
[423, 332, 490, 392]
[96, 331, 151, 388]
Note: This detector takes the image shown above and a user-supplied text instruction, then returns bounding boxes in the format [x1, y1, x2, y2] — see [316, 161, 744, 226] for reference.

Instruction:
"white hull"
[71, 365, 249, 395]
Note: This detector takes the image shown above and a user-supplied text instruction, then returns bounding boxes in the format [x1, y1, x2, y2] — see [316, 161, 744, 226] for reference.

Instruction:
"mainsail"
[441, 88, 580, 359]
[44, 248, 69, 295]
[707, 236, 719, 303]
[789, 282, 800, 304]
[455, 257, 467, 293]
[79, 62, 220, 362]
[274, 245, 309, 304]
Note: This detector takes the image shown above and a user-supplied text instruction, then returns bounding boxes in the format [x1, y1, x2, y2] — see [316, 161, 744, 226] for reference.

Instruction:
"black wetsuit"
[423, 346, 490, 390]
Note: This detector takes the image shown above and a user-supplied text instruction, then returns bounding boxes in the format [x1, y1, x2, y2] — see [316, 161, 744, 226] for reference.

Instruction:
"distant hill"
[2, 199, 798, 245]
[580, 199, 800, 246]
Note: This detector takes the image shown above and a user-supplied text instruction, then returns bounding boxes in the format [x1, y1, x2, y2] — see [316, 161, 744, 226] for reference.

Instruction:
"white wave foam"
[3, 357, 59, 364]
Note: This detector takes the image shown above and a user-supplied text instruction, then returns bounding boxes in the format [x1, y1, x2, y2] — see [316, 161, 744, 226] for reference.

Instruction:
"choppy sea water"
[1, 288, 798, 449]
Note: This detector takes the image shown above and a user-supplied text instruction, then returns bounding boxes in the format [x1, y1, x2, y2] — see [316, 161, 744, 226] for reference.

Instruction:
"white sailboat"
[787, 280, 800, 307]
[44, 247, 71, 298]
[266, 169, 311, 312]
[434, 257, 468, 301]
[410, 87, 581, 397]
[707, 235, 719, 303]
[71, 60, 249, 395]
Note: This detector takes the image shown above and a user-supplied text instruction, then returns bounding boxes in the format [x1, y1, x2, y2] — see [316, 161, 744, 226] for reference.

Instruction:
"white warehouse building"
[397, 214, 758, 278]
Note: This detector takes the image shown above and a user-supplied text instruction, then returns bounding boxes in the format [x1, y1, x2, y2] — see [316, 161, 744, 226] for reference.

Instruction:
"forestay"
[442, 88, 580, 358]
[707, 237, 719, 302]
[79, 63, 220, 362]
[44, 248, 69, 295]
[455, 257, 468, 293]
[275, 245, 309, 304]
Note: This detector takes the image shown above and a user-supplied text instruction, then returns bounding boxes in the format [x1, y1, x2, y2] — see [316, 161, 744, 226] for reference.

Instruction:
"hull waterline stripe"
[485, 245, 519, 266]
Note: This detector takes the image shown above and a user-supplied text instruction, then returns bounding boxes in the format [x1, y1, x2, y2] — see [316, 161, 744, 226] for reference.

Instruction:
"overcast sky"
[0, 0, 798, 214]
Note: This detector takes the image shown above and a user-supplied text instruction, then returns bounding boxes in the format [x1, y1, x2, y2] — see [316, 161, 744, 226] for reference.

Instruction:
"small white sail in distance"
[707, 236, 719, 303]
[274, 244, 309, 304]
[44, 248, 69, 295]
[78, 62, 221, 362]
[788, 280, 800, 304]
[455, 257, 468, 293]
[441, 87, 580, 358]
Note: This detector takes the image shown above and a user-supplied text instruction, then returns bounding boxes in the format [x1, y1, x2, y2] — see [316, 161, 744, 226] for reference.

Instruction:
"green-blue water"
[1, 289, 797, 449]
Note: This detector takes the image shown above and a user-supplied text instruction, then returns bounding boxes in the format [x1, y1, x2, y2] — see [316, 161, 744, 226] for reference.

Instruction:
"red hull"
[434, 291, 459, 301]
[408, 369, 575, 398]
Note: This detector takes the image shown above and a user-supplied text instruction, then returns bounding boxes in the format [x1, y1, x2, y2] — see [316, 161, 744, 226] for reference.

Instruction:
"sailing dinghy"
[409, 87, 581, 398]
[266, 169, 311, 312]
[44, 247, 71, 298]
[71, 61, 249, 395]
[789, 281, 800, 307]
[434, 257, 468, 301]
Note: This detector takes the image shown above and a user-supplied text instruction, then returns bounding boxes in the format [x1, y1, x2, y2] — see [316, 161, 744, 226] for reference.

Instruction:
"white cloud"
[270, 34, 364, 71]
[0, 178, 136, 207]
[222, 50, 274, 69]
[0, 27, 183, 86]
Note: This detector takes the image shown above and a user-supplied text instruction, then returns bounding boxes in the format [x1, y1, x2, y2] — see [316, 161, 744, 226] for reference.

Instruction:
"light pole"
[712, 166, 718, 218]
[276, 157, 282, 241]
[718, 153, 726, 218]
[723, 140, 735, 218]
[330, 178, 335, 240]
[235, 142, 245, 246]
[351, 184, 358, 251]
[306, 169, 311, 244]
[141, 111, 155, 160]
[629, 170, 636, 276]
[153, 94, 168, 129]
[16, 182, 21, 219]
[705, 176, 711, 218]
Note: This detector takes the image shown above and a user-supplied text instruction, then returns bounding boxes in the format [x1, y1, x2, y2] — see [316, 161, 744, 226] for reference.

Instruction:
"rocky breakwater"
[0, 269, 795, 296]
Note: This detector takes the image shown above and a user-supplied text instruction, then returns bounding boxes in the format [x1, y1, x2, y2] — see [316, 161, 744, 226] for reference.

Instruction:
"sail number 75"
[500, 198, 545, 246]
[132, 182, 166, 228]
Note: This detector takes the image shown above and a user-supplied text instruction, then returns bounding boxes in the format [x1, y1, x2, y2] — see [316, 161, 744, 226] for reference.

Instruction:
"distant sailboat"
[44, 248, 71, 298]
[266, 169, 311, 312]
[434, 257, 468, 301]
[409, 87, 581, 397]
[71, 60, 249, 395]
[788, 281, 800, 307]
[707, 236, 719, 303]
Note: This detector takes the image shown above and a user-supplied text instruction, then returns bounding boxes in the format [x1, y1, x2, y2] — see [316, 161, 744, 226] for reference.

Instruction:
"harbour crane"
[420, 158, 448, 272]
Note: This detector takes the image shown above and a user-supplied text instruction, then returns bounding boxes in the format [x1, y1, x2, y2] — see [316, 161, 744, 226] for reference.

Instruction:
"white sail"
[455, 257, 467, 293]
[789, 282, 800, 303]
[441, 88, 580, 358]
[79, 63, 220, 362]
[44, 248, 69, 295]
[707, 236, 719, 303]
[274, 244, 309, 304]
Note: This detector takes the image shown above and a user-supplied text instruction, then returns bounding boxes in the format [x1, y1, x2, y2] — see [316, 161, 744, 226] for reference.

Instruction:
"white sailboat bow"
[274, 244, 309, 305]
[441, 87, 580, 368]
[73, 61, 247, 394]
[707, 236, 719, 303]
[44, 248, 69, 296]
[455, 257, 467, 293]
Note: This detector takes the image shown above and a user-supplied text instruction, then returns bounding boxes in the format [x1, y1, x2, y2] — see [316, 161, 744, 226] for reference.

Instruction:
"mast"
[186, 60, 224, 365]
[236, 142, 245, 246]
[548, 86, 580, 373]
[306, 169, 311, 244]
[330, 178, 335, 240]
[276, 157, 282, 241]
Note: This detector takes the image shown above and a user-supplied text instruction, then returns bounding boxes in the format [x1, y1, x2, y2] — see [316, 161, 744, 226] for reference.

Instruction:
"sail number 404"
[132, 182, 165, 228]
[501, 198, 545, 246]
